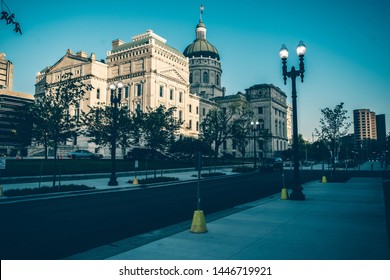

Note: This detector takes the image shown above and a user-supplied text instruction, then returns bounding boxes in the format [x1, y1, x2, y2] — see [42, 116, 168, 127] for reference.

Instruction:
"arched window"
[203, 72, 209, 84]
[216, 74, 220, 86]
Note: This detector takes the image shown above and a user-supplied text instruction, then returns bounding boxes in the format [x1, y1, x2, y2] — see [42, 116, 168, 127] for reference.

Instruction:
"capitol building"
[34, 14, 289, 159]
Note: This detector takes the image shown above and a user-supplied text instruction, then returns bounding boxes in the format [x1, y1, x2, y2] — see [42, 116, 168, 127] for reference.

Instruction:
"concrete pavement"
[1, 161, 389, 260]
[68, 176, 389, 260]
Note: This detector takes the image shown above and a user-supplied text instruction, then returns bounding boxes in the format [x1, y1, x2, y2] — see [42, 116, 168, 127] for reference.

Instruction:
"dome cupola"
[183, 19, 220, 60]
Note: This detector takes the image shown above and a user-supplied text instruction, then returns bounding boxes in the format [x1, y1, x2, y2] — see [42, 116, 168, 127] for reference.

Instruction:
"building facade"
[183, 19, 224, 99]
[352, 108, 386, 160]
[35, 30, 215, 156]
[212, 84, 288, 159]
[0, 89, 34, 156]
[106, 29, 206, 138]
[353, 109, 377, 150]
[0, 53, 14, 90]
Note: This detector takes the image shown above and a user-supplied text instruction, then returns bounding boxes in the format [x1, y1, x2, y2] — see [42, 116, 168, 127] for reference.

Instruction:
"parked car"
[67, 150, 103, 159]
[260, 157, 283, 171]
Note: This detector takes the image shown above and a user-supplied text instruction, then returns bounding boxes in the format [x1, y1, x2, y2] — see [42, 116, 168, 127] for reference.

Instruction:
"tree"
[315, 102, 351, 178]
[231, 119, 251, 159]
[141, 105, 181, 151]
[82, 104, 139, 156]
[169, 136, 212, 158]
[31, 72, 92, 185]
[1, 0, 22, 34]
[201, 100, 253, 159]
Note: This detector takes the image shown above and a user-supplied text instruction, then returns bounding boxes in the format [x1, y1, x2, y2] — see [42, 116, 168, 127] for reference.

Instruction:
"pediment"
[159, 68, 188, 84]
[46, 52, 90, 74]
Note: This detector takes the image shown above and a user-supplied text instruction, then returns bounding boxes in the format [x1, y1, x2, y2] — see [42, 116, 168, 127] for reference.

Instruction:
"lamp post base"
[108, 174, 118, 186]
[289, 187, 305, 200]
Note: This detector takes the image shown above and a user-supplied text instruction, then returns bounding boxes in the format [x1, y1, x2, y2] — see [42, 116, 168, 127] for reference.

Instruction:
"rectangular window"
[160, 85, 163, 98]
[96, 88, 100, 99]
[179, 92, 183, 103]
[189, 104, 192, 113]
[196, 106, 199, 115]
[258, 107, 263, 114]
[170, 89, 173, 100]
[125, 87, 129, 98]
[202, 108, 206, 116]
[137, 84, 142, 96]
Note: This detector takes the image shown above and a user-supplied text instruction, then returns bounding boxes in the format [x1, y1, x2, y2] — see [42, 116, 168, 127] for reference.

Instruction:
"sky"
[1, 0, 389, 140]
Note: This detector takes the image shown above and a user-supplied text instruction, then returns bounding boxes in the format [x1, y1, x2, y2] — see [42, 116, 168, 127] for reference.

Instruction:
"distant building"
[353, 109, 377, 149]
[0, 89, 34, 156]
[0, 53, 14, 90]
[213, 84, 288, 158]
[376, 114, 387, 153]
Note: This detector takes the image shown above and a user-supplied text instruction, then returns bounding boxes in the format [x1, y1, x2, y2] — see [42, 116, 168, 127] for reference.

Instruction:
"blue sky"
[1, 0, 389, 140]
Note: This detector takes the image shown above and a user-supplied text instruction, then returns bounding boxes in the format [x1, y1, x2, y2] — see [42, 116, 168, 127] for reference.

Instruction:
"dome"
[183, 39, 220, 60]
[183, 19, 220, 60]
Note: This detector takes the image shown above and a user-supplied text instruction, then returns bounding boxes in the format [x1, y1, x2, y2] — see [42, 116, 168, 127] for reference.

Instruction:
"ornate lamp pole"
[108, 80, 123, 186]
[251, 121, 259, 169]
[279, 41, 307, 200]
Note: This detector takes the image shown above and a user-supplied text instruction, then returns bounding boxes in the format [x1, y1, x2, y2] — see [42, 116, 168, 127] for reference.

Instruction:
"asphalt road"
[0, 170, 351, 259]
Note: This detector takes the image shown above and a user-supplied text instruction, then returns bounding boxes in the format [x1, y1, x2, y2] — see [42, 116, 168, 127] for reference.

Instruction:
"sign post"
[132, 160, 139, 185]
[190, 151, 207, 233]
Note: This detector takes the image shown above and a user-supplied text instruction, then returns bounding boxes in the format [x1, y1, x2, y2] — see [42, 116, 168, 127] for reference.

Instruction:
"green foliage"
[141, 105, 181, 151]
[31, 72, 93, 158]
[135, 176, 179, 185]
[1, 0, 22, 34]
[169, 136, 212, 157]
[4, 184, 95, 197]
[315, 102, 351, 175]
[201, 100, 253, 158]
[82, 104, 139, 149]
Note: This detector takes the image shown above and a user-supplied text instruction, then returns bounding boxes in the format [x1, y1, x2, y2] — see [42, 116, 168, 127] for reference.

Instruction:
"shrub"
[128, 177, 179, 185]
[4, 184, 95, 197]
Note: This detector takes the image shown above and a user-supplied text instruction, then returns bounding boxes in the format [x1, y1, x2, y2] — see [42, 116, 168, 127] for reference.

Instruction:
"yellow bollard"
[190, 210, 207, 233]
[322, 176, 327, 183]
[281, 188, 288, 200]
[132, 177, 139, 185]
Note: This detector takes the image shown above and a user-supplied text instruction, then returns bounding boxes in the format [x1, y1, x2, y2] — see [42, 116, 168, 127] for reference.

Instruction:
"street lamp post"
[108, 81, 123, 186]
[279, 41, 307, 200]
[251, 121, 259, 169]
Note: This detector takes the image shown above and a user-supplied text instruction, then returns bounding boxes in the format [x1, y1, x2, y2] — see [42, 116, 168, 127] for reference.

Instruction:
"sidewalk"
[72, 177, 388, 260]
